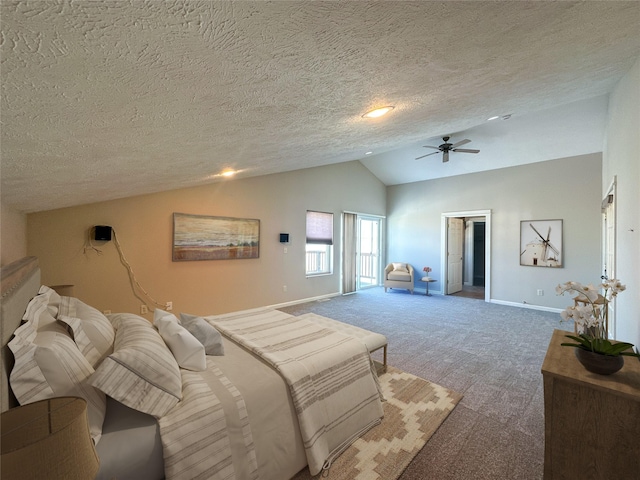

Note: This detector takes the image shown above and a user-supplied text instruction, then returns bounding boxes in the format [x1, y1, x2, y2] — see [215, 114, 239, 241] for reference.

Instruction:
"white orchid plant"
[556, 278, 639, 357]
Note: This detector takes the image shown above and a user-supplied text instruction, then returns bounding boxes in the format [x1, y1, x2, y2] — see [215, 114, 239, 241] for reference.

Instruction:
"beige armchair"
[383, 263, 415, 294]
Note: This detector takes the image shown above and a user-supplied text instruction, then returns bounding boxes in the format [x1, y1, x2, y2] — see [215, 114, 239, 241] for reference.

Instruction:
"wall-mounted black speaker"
[94, 225, 112, 241]
[279, 233, 289, 244]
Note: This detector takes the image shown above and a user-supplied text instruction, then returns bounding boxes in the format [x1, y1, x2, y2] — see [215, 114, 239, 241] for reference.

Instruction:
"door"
[602, 182, 616, 338]
[342, 213, 382, 293]
[357, 217, 381, 289]
[447, 217, 464, 294]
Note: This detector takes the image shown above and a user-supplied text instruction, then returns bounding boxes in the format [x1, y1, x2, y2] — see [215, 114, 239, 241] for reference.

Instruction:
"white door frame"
[441, 210, 492, 301]
[602, 177, 617, 338]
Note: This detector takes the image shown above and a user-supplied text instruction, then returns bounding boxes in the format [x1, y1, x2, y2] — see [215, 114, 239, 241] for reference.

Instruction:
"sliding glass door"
[357, 217, 381, 289]
[342, 214, 383, 294]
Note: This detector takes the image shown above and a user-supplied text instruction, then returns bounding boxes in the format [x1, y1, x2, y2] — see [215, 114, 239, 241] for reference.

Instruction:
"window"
[306, 211, 333, 275]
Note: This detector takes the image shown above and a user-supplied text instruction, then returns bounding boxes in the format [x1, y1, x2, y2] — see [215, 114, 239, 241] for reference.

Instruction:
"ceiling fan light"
[362, 106, 394, 118]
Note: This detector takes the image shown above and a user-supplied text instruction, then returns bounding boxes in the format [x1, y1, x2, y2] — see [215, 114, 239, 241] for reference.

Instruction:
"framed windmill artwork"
[520, 219, 563, 267]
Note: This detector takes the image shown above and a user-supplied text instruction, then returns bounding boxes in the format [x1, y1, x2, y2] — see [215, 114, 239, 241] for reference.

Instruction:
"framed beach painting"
[173, 213, 260, 261]
[520, 219, 563, 267]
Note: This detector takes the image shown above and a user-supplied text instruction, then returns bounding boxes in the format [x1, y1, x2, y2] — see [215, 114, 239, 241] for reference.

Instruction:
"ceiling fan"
[415, 136, 480, 163]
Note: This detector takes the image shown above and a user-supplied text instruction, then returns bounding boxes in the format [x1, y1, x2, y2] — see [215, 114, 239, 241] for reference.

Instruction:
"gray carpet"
[279, 287, 572, 480]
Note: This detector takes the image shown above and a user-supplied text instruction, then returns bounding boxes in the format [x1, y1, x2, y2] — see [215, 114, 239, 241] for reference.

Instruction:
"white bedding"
[207, 309, 384, 476]
[3, 265, 381, 480]
[96, 334, 306, 480]
[159, 357, 259, 480]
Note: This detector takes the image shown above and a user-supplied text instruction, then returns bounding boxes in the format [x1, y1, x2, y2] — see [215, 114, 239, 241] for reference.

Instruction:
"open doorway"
[441, 210, 491, 301]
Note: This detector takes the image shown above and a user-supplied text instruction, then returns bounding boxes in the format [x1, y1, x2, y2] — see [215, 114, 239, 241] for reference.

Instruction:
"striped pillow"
[9, 316, 107, 445]
[90, 313, 182, 417]
[58, 296, 114, 367]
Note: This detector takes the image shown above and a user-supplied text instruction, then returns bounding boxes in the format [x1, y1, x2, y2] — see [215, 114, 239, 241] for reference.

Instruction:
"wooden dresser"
[541, 329, 640, 479]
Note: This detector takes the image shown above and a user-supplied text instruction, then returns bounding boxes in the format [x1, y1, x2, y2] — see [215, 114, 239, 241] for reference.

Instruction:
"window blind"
[306, 211, 333, 245]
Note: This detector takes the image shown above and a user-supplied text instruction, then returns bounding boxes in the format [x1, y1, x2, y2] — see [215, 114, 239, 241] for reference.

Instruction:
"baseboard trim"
[265, 292, 342, 310]
[207, 292, 342, 319]
[490, 299, 563, 313]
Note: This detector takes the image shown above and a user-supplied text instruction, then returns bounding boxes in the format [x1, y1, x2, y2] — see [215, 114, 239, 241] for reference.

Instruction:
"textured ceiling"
[1, 1, 639, 213]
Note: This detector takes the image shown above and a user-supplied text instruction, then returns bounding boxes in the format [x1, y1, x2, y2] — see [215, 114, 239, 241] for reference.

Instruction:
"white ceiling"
[1, 1, 639, 213]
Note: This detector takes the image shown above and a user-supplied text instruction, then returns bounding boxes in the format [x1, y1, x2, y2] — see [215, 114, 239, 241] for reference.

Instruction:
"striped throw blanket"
[207, 309, 384, 476]
[158, 358, 259, 480]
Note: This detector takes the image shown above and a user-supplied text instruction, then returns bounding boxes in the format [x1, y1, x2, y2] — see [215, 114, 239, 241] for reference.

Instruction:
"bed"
[1, 256, 385, 480]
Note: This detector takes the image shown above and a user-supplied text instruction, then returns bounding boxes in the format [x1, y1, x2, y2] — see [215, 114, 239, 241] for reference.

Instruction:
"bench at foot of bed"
[294, 313, 387, 374]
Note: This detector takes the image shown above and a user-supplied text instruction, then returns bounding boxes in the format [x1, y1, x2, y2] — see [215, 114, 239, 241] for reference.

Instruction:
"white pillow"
[57, 315, 103, 367]
[90, 313, 182, 417]
[22, 287, 62, 331]
[153, 309, 206, 371]
[392, 262, 409, 272]
[35, 285, 62, 317]
[180, 313, 225, 356]
[58, 296, 115, 367]
[9, 318, 106, 445]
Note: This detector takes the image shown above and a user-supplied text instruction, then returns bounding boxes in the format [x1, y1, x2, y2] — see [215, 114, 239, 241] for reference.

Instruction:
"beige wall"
[1, 201, 27, 267]
[27, 161, 386, 317]
[604, 56, 640, 347]
[387, 153, 603, 310]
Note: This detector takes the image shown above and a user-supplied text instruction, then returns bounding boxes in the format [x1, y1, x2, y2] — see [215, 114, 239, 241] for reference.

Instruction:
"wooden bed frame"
[1, 256, 41, 412]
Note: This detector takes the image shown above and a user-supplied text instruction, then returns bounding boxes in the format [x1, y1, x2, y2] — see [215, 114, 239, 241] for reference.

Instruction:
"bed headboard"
[1, 256, 41, 412]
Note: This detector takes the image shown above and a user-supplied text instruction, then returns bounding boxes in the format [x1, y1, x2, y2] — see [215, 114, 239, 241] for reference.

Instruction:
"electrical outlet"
[103, 309, 111, 315]
[537, 289, 544, 296]
[165, 301, 173, 311]
[283, 285, 287, 292]
[140, 305, 148, 314]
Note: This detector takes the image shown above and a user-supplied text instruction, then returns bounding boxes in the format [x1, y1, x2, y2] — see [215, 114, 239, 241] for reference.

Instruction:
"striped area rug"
[292, 366, 462, 480]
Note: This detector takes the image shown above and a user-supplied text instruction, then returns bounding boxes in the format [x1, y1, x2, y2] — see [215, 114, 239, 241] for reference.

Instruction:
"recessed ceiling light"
[221, 169, 237, 177]
[365, 151, 373, 155]
[362, 106, 395, 119]
[487, 115, 500, 121]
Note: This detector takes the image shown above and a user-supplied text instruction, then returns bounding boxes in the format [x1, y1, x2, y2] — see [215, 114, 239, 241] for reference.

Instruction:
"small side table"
[420, 277, 437, 296]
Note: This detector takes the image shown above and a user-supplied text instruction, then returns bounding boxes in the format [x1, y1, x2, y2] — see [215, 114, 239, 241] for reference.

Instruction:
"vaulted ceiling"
[1, 1, 639, 213]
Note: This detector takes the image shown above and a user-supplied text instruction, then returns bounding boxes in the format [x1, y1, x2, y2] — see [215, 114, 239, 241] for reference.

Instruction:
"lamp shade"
[1, 397, 99, 480]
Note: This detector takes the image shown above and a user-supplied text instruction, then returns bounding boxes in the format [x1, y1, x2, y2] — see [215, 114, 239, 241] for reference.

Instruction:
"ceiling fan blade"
[443, 151, 449, 162]
[415, 151, 440, 160]
[421, 145, 440, 150]
[451, 139, 471, 148]
[453, 148, 480, 154]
